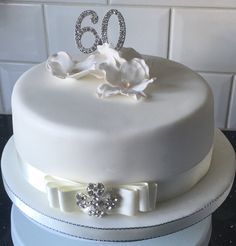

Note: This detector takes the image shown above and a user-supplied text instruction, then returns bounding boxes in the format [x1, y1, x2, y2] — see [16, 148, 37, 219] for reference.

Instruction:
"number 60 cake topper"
[75, 9, 126, 54]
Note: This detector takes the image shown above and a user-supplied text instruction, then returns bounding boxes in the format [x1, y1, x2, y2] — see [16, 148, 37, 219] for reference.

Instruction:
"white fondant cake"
[3, 43, 236, 242]
[12, 58, 214, 175]
[11, 46, 214, 216]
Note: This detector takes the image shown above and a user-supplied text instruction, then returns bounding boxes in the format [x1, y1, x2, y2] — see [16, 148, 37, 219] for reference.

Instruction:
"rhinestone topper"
[75, 9, 126, 54]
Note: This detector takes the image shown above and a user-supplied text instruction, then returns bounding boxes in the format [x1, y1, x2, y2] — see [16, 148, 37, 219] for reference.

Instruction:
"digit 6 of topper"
[75, 9, 126, 54]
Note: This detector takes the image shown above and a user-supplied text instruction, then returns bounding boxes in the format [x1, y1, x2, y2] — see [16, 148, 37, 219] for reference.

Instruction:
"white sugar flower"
[46, 43, 156, 100]
[97, 57, 156, 100]
[46, 44, 123, 80]
[46, 51, 104, 80]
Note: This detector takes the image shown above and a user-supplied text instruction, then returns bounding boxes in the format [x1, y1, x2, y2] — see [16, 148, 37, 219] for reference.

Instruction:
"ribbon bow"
[45, 175, 158, 216]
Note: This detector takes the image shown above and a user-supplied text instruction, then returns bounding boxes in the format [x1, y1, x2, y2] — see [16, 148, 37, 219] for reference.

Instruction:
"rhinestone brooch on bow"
[76, 183, 120, 217]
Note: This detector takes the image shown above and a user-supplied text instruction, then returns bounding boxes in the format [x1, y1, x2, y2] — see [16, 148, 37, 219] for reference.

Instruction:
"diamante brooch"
[76, 183, 120, 217]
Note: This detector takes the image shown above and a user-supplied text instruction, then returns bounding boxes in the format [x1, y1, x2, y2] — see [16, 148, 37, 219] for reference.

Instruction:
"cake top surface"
[12, 55, 210, 138]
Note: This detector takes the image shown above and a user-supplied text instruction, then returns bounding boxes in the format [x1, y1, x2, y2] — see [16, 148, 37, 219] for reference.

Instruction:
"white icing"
[12, 55, 214, 190]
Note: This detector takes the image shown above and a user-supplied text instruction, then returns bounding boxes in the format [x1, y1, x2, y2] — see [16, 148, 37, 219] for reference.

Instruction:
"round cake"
[11, 47, 214, 209]
[4, 44, 236, 242]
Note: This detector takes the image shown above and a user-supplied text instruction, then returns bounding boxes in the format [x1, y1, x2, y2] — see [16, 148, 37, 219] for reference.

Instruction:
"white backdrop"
[0, 0, 236, 129]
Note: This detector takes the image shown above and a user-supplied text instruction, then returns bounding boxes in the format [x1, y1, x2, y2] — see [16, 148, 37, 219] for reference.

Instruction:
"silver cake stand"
[11, 205, 211, 246]
[2, 129, 235, 245]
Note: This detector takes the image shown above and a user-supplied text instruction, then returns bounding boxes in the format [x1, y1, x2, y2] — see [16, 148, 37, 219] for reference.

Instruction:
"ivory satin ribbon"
[18, 147, 213, 216]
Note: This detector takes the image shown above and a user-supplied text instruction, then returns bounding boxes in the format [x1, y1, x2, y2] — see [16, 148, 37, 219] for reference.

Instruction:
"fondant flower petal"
[120, 59, 150, 86]
[46, 52, 105, 80]
[132, 78, 156, 92]
[73, 55, 97, 72]
[133, 58, 149, 79]
[99, 63, 122, 86]
[97, 84, 121, 98]
[89, 69, 106, 79]
[46, 52, 74, 79]
[69, 69, 105, 80]
[97, 43, 125, 65]
[120, 89, 147, 101]
[69, 70, 91, 79]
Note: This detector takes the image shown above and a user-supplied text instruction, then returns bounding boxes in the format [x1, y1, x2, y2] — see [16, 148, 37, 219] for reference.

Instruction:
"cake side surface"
[11, 55, 214, 187]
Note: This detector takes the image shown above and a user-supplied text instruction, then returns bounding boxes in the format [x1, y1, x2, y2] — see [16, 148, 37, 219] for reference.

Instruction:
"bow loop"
[44, 175, 158, 216]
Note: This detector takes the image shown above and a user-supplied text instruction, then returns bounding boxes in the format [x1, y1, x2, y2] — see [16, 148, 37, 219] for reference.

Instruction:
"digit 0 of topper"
[75, 9, 126, 54]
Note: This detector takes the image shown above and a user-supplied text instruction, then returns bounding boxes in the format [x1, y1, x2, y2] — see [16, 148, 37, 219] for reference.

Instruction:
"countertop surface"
[0, 114, 236, 246]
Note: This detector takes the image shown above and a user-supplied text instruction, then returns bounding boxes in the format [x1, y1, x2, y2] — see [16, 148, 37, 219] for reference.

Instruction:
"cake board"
[2, 129, 235, 242]
[11, 205, 212, 246]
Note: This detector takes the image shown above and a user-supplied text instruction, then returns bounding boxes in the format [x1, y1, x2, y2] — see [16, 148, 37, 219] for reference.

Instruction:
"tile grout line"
[42, 4, 50, 57]
[0, 68, 5, 114]
[103, 3, 236, 10]
[0, 60, 39, 65]
[2, 1, 236, 9]
[226, 75, 235, 129]
[0, 1, 109, 6]
[166, 8, 172, 59]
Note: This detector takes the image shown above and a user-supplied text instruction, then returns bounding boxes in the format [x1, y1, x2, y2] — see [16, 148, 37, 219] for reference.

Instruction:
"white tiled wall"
[0, 4, 47, 62]
[199, 73, 233, 128]
[0, 0, 236, 130]
[169, 8, 236, 73]
[44, 5, 169, 57]
[0, 63, 34, 113]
